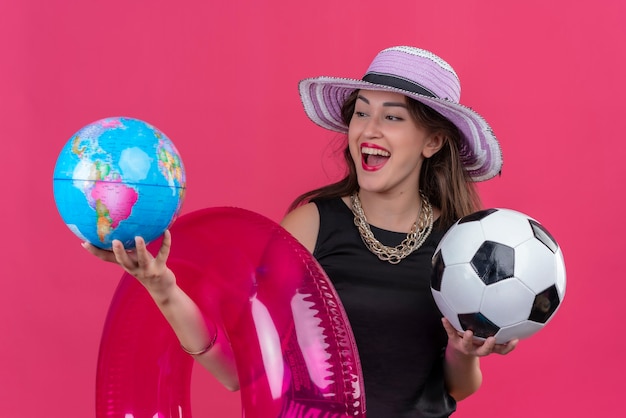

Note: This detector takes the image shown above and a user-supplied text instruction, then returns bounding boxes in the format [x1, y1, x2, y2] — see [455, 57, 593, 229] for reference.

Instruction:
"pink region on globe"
[100, 118, 124, 128]
[91, 181, 139, 228]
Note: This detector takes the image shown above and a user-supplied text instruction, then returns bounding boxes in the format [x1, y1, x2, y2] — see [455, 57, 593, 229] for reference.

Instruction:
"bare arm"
[280, 202, 320, 253]
[83, 231, 239, 391]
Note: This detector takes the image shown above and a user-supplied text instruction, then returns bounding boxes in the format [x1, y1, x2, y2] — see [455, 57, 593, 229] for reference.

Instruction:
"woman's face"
[348, 89, 441, 195]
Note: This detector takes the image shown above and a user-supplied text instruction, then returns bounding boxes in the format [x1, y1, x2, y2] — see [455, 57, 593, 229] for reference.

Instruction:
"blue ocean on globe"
[53, 117, 186, 249]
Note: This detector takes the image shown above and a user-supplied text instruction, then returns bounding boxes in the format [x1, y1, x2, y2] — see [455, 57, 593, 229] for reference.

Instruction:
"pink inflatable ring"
[96, 207, 366, 417]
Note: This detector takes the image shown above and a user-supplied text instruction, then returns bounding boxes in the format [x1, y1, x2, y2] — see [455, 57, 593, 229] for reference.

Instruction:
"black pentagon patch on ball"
[529, 219, 558, 253]
[458, 208, 499, 224]
[471, 241, 515, 285]
[529, 285, 561, 323]
[458, 312, 500, 338]
[431, 250, 445, 291]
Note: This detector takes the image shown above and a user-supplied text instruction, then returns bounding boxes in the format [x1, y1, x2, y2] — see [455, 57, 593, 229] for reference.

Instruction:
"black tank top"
[313, 197, 456, 418]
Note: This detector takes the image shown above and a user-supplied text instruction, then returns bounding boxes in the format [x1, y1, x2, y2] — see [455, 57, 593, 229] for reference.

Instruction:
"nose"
[363, 115, 382, 139]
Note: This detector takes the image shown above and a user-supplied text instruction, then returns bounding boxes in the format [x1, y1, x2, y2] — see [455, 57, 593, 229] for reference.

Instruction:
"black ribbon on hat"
[362, 73, 438, 99]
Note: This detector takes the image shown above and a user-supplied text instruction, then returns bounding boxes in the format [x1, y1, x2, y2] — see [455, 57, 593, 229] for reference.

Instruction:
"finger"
[494, 339, 519, 355]
[442, 318, 466, 341]
[81, 242, 117, 263]
[441, 318, 459, 339]
[155, 230, 172, 266]
[460, 330, 476, 352]
[474, 336, 497, 356]
[110, 239, 137, 269]
[134, 236, 153, 269]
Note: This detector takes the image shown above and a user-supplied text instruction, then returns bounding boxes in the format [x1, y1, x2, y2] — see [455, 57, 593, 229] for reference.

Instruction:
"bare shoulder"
[280, 202, 320, 253]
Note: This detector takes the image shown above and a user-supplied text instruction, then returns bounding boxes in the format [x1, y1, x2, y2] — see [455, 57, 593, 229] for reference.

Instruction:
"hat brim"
[299, 76, 502, 182]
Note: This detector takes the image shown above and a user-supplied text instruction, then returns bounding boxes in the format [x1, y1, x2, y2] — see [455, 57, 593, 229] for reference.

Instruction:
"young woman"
[85, 46, 517, 417]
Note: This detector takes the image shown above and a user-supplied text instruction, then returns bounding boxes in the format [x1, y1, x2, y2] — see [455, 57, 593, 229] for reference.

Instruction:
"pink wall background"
[2, 0, 624, 416]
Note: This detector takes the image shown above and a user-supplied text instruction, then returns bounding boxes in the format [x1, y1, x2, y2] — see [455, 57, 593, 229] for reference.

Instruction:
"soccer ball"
[431, 208, 566, 344]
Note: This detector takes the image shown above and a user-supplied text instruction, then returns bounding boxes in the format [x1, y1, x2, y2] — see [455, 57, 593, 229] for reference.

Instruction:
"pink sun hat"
[298, 46, 503, 182]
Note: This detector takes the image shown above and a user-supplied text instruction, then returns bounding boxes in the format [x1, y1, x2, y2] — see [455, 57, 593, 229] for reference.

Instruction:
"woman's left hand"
[442, 317, 518, 357]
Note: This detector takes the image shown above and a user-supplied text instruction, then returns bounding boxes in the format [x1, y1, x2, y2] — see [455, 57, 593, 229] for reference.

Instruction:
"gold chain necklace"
[350, 192, 434, 264]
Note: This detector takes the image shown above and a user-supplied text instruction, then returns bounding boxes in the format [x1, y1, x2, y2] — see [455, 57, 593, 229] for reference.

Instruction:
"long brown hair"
[288, 90, 482, 229]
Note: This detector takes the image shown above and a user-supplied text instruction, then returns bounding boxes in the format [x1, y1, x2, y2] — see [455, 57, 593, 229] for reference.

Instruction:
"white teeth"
[361, 146, 390, 157]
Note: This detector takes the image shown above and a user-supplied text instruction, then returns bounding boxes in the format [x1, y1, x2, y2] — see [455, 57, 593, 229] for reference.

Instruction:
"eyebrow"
[357, 94, 408, 108]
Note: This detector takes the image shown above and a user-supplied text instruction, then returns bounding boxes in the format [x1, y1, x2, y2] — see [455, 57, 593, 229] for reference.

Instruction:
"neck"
[354, 189, 421, 233]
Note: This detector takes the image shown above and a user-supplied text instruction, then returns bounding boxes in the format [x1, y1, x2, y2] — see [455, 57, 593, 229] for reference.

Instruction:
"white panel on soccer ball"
[431, 290, 463, 332]
[440, 264, 485, 314]
[493, 320, 546, 344]
[479, 209, 535, 248]
[438, 221, 485, 266]
[480, 278, 535, 327]
[514, 238, 558, 294]
[554, 248, 567, 298]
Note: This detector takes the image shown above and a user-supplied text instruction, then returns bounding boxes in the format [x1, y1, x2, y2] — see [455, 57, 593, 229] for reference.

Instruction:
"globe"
[53, 117, 186, 249]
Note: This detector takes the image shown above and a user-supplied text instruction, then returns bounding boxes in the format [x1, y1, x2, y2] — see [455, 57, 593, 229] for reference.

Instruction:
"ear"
[422, 133, 445, 158]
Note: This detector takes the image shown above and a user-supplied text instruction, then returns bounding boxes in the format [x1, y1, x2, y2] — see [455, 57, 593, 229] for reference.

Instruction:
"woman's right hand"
[82, 230, 176, 301]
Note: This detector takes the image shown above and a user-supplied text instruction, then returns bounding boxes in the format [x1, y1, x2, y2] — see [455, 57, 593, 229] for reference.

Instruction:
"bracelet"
[180, 330, 218, 356]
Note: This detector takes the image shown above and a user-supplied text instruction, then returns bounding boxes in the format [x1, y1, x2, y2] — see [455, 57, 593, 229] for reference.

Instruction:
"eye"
[354, 111, 367, 118]
[386, 115, 403, 121]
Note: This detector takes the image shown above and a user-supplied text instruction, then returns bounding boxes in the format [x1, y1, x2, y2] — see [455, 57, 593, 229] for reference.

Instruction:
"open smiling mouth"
[361, 146, 390, 171]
